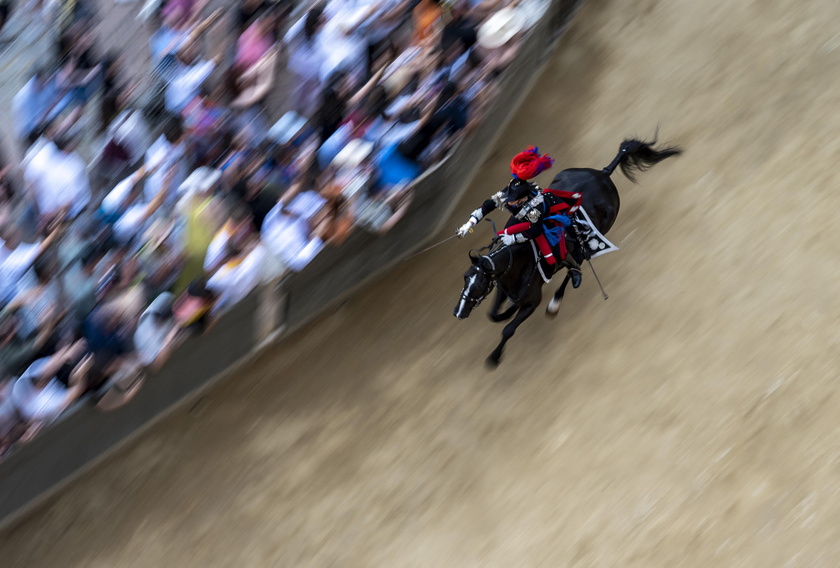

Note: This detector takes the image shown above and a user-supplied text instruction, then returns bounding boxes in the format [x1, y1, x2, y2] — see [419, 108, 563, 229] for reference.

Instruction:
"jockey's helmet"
[502, 178, 538, 203]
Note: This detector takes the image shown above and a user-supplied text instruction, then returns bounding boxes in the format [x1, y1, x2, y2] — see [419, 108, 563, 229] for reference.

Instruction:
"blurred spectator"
[0, 221, 63, 306]
[230, 41, 280, 110]
[203, 198, 254, 274]
[0, 146, 16, 229]
[203, 197, 280, 308]
[50, 0, 96, 38]
[164, 40, 222, 115]
[160, 0, 204, 29]
[0, 305, 52, 380]
[475, 4, 526, 73]
[205, 235, 270, 312]
[181, 83, 230, 165]
[233, 0, 269, 35]
[261, 196, 325, 273]
[133, 291, 179, 370]
[137, 219, 184, 299]
[12, 67, 58, 148]
[150, 2, 216, 72]
[143, 113, 189, 205]
[24, 133, 91, 229]
[93, 99, 153, 194]
[98, 51, 131, 135]
[283, 4, 327, 117]
[354, 0, 410, 78]
[61, 242, 103, 330]
[173, 277, 215, 331]
[13, 255, 65, 354]
[8, 340, 90, 438]
[441, 0, 478, 54]
[318, 2, 369, 87]
[412, 0, 443, 46]
[174, 166, 226, 290]
[82, 289, 143, 392]
[53, 19, 102, 136]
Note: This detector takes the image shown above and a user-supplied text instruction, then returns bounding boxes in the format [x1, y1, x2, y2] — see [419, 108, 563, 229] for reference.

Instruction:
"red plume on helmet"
[509, 146, 554, 180]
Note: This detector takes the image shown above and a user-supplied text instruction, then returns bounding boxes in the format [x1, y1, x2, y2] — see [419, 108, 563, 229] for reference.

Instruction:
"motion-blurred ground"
[4, 0, 840, 565]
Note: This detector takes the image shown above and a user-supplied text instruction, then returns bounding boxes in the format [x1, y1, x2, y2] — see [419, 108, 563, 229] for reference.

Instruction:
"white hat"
[333, 139, 374, 170]
[477, 7, 526, 50]
[268, 111, 308, 145]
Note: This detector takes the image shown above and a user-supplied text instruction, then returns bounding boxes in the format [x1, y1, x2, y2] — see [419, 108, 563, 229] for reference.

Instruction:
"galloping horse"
[454, 137, 681, 367]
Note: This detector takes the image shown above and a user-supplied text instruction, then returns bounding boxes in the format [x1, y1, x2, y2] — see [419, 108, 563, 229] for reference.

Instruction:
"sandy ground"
[5, 0, 840, 565]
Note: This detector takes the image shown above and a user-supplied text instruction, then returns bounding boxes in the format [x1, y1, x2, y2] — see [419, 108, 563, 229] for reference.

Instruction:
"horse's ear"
[468, 250, 480, 264]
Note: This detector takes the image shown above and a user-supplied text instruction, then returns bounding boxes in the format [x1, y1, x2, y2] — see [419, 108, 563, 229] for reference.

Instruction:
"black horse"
[454, 137, 681, 367]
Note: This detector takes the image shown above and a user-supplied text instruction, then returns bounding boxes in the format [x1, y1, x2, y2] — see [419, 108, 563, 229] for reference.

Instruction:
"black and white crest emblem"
[575, 207, 619, 258]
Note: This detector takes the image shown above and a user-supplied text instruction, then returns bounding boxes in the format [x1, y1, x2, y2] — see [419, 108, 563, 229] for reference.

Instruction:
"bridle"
[461, 248, 512, 306]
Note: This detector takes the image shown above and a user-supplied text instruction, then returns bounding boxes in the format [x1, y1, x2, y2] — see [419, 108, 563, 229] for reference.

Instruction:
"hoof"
[485, 355, 500, 370]
[545, 297, 561, 317]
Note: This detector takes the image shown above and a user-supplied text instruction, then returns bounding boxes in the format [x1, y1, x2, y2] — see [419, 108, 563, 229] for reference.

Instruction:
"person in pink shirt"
[234, 10, 278, 71]
[229, 7, 283, 108]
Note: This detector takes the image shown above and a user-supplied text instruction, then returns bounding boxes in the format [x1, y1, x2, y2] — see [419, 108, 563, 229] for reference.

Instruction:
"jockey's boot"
[563, 256, 583, 288]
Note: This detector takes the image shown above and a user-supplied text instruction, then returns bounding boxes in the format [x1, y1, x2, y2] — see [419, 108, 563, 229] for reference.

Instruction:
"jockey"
[456, 146, 584, 288]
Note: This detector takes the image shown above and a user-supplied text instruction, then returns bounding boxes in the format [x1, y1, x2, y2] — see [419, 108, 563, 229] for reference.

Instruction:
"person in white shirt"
[283, 5, 328, 117]
[261, 199, 325, 273]
[355, 0, 411, 77]
[206, 235, 269, 313]
[11, 67, 59, 148]
[23, 134, 91, 227]
[0, 222, 63, 305]
[100, 165, 170, 245]
[10, 341, 90, 435]
[164, 41, 222, 115]
[318, 2, 370, 86]
[203, 199, 254, 274]
[143, 114, 189, 206]
[133, 292, 179, 370]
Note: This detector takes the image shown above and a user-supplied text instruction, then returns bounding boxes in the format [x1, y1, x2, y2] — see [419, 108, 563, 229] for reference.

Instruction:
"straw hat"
[477, 7, 526, 50]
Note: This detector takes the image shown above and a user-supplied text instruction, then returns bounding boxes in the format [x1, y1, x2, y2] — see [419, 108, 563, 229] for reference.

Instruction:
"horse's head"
[454, 253, 495, 319]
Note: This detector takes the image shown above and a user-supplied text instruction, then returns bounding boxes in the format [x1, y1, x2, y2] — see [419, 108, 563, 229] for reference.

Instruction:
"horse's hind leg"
[488, 289, 517, 323]
[546, 273, 571, 317]
[486, 303, 538, 369]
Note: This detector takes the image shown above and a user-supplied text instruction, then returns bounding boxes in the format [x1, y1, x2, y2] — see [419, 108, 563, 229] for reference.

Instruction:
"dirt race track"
[5, 0, 840, 565]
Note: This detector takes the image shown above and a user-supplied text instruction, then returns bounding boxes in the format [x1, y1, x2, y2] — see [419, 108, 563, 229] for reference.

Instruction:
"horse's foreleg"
[488, 289, 517, 323]
[546, 273, 571, 317]
[486, 303, 539, 368]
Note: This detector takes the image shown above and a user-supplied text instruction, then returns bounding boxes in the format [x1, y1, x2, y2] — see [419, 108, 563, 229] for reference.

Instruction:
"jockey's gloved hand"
[500, 233, 518, 246]
[457, 217, 478, 238]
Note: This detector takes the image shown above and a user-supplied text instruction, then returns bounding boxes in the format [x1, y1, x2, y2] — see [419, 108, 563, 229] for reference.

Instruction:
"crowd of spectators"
[0, 0, 543, 460]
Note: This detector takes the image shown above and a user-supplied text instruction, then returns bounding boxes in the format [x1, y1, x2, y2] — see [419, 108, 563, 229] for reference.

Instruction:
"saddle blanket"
[574, 207, 619, 259]
[533, 206, 620, 283]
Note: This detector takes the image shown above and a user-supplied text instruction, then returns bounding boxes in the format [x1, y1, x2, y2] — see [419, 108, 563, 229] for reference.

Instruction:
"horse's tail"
[602, 135, 682, 183]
